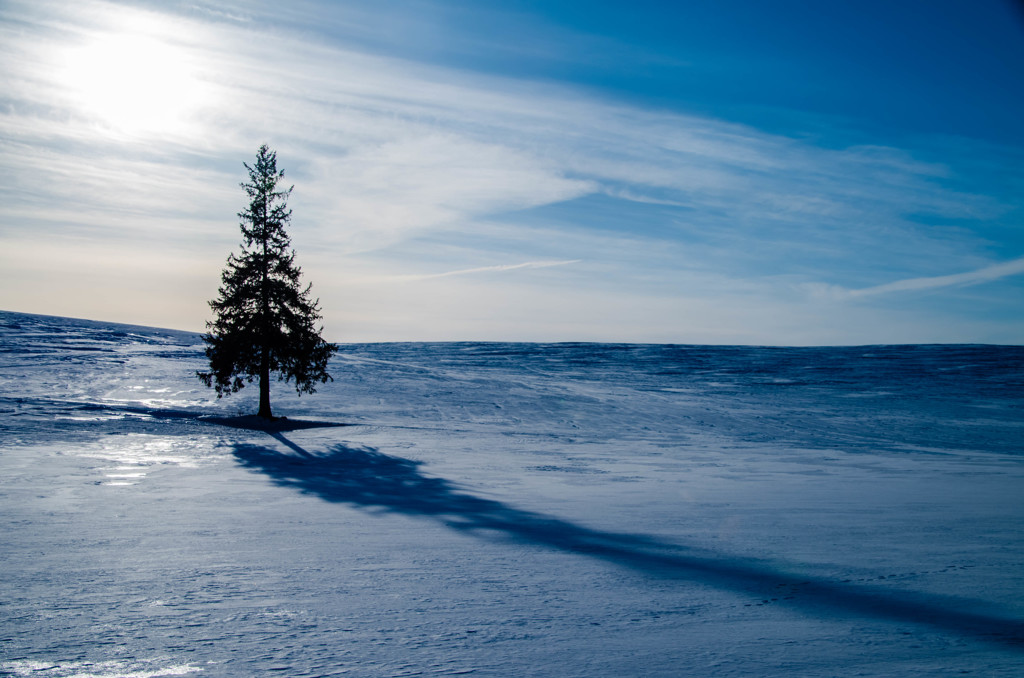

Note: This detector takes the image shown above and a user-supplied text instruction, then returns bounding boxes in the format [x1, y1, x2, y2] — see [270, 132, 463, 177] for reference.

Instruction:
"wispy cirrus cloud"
[398, 259, 582, 281]
[800, 255, 1024, 303]
[849, 256, 1024, 298]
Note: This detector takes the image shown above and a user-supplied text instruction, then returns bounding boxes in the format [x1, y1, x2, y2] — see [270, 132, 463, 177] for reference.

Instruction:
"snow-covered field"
[1, 309, 1022, 677]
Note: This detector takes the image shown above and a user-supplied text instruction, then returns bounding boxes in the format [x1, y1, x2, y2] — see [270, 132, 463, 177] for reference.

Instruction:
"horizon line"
[2, 308, 1021, 350]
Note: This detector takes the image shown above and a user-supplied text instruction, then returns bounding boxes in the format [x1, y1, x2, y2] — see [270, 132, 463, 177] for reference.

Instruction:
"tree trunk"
[258, 347, 272, 419]
[257, 196, 272, 420]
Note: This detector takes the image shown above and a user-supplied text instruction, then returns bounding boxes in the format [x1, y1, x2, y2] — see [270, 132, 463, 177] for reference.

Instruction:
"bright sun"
[58, 27, 207, 137]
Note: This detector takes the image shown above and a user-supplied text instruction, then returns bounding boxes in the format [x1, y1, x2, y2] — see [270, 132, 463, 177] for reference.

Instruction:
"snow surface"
[1, 309, 1023, 677]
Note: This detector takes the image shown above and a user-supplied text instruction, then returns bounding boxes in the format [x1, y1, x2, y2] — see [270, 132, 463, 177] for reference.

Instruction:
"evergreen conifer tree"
[198, 145, 338, 418]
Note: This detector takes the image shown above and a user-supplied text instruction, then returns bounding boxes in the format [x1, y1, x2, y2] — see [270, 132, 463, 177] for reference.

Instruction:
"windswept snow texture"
[1, 310, 1023, 677]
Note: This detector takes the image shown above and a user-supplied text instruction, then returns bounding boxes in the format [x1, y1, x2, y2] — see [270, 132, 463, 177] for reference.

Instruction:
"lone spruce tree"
[198, 145, 338, 419]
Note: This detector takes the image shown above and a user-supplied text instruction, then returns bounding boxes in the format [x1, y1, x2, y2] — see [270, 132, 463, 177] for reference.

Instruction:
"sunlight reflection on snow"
[101, 378, 216, 410]
[75, 434, 219, 485]
[0, 659, 203, 677]
[55, 414, 127, 422]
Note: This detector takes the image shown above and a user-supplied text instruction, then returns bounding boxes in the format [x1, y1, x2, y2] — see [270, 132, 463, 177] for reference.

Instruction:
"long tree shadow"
[232, 439, 1024, 649]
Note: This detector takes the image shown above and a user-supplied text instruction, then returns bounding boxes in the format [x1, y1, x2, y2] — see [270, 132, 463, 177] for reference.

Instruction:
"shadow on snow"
[72, 402, 350, 432]
[232, 437, 1024, 649]
[203, 414, 350, 432]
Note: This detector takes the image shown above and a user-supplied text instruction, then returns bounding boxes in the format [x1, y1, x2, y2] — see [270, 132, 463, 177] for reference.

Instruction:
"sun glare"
[58, 20, 209, 137]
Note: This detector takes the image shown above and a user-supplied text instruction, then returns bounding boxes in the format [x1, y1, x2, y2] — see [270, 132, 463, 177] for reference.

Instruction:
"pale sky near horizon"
[1, 0, 1022, 344]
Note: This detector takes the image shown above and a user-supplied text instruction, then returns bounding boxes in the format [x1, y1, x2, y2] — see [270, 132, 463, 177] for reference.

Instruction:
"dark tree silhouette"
[198, 145, 338, 418]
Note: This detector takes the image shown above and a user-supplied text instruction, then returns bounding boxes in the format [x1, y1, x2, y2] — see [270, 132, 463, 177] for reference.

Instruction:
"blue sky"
[1, 0, 1022, 344]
